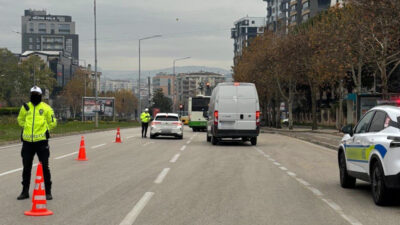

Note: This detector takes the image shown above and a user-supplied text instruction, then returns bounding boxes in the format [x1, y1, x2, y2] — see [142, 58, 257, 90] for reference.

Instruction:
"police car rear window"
[155, 116, 179, 121]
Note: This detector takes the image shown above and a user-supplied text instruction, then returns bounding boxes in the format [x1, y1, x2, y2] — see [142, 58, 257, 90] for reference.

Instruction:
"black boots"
[17, 187, 29, 200]
[46, 183, 52, 200]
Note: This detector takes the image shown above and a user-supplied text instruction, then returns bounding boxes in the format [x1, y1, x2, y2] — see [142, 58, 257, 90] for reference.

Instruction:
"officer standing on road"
[140, 108, 151, 138]
[17, 86, 57, 200]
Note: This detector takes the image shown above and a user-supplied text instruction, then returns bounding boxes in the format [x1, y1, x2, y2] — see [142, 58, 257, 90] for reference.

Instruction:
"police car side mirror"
[341, 125, 353, 136]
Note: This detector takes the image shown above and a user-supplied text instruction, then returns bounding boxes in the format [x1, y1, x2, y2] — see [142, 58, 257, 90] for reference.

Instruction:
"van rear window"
[155, 116, 179, 121]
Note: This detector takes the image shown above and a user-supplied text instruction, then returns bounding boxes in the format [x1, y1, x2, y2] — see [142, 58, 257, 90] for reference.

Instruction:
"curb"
[262, 130, 338, 151]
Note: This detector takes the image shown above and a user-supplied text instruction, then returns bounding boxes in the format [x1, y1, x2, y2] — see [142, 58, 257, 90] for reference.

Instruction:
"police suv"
[339, 105, 400, 205]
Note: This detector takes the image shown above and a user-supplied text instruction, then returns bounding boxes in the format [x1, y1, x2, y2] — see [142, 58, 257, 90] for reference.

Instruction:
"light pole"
[173, 57, 190, 76]
[138, 35, 162, 115]
[173, 57, 190, 112]
[94, 0, 99, 128]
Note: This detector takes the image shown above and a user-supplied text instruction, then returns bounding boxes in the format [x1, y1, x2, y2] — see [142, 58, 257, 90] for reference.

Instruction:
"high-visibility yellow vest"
[17, 102, 57, 142]
[140, 112, 151, 123]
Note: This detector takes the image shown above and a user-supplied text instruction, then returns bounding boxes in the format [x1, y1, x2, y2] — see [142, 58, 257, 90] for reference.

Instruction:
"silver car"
[150, 113, 183, 139]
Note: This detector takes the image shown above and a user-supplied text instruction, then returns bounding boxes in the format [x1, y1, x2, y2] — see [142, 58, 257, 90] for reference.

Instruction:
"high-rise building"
[231, 17, 266, 60]
[263, 0, 335, 31]
[100, 80, 135, 93]
[152, 73, 175, 100]
[21, 9, 79, 63]
[174, 72, 225, 112]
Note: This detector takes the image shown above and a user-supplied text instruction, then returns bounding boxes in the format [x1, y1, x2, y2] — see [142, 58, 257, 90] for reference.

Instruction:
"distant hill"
[102, 66, 232, 81]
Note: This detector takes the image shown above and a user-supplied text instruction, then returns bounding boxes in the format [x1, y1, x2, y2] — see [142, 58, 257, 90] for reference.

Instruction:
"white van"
[206, 82, 260, 145]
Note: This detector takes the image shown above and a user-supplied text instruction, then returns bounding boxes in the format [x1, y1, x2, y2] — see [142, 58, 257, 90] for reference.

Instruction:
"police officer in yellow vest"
[17, 86, 57, 200]
[140, 108, 151, 138]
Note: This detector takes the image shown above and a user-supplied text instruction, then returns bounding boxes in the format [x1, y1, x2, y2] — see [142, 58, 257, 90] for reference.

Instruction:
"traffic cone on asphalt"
[24, 163, 53, 216]
[76, 136, 88, 161]
[115, 127, 122, 143]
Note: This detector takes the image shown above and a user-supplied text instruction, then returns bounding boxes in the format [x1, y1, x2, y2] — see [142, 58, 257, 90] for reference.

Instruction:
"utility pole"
[148, 76, 151, 108]
[94, 0, 99, 128]
[138, 35, 162, 114]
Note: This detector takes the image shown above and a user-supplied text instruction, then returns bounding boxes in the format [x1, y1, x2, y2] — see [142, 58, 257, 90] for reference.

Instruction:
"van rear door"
[236, 85, 257, 130]
[217, 84, 258, 130]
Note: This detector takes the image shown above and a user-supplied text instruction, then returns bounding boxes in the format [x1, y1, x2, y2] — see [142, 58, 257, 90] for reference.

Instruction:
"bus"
[188, 95, 210, 131]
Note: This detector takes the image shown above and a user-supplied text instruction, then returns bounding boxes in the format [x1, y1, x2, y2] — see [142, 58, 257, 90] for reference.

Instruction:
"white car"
[339, 105, 400, 205]
[150, 113, 183, 139]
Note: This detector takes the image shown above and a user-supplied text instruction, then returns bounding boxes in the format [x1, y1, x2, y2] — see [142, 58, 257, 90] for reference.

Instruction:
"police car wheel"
[250, 137, 257, 146]
[339, 152, 356, 188]
[371, 162, 390, 205]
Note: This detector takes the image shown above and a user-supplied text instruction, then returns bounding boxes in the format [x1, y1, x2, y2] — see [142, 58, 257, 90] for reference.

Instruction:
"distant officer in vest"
[17, 86, 57, 200]
[140, 108, 151, 138]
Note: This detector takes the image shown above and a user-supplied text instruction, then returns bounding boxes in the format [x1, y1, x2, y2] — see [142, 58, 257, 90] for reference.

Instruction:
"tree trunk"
[288, 90, 293, 130]
[310, 85, 318, 130]
[380, 65, 389, 99]
[276, 93, 282, 129]
[271, 98, 276, 128]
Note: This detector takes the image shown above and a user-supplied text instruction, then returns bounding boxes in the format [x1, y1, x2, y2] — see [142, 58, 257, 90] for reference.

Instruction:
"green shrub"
[0, 107, 20, 116]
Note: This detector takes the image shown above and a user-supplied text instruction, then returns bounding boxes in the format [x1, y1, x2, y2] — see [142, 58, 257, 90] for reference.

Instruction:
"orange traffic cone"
[24, 163, 53, 216]
[76, 136, 88, 161]
[115, 127, 122, 143]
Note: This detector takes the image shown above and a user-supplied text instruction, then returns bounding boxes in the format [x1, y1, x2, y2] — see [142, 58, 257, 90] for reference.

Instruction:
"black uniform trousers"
[21, 140, 52, 191]
[141, 122, 149, 137]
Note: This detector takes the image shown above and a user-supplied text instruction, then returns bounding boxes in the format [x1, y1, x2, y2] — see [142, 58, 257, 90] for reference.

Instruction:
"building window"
[36, 44, 40, 50]
[38, 23, 46, 33]
[36, 38, 40, 43]
[291, 4, 296, 12]
[302, 13, 310, 21]
[303, 1, 310, 10]
[29, 23, 34, 33]
[29, 37, 33, 43]
[251, 20, 255, 24]
[59, 24, 70, 34]
[291, 15, 297, 23]
[29, 44, 33, 50]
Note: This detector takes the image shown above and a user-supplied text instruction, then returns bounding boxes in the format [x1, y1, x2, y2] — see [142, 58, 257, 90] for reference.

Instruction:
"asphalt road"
[0, 127, 399, 225]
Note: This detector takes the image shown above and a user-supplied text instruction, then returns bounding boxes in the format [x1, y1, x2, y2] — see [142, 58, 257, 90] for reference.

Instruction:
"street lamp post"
[94, 0, 99, 128]
[173, 57, 190, 112]
[138, 35, 162, 115]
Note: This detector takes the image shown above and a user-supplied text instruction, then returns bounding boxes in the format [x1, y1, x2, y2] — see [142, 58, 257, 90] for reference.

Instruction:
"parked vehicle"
[339, 105, 400, 205]
[206, 82, 260, 145]
[188, 95, 210, 131]
[150, 113, 183, 139]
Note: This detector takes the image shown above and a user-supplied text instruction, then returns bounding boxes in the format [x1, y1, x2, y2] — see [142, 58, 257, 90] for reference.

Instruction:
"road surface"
[0, 127, 399, 225]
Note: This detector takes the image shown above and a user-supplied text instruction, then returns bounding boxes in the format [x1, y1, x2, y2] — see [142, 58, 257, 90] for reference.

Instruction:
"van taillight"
[152, 121, 161, 126]
[256, 111, 260, 126]
[214, 111, 219, 125]
[234, 82, 240, 86]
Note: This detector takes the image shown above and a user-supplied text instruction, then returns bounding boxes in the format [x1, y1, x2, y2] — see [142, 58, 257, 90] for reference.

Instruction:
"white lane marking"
[340, 214, 363, 225]
[296, 178, 310, 186]
[268, 158, 275, 162]
[254, 146, 362, 225]
[273, 162, 281, 166]
[154, 168, 170, 184]
[0, 163, 38, 177]
[91, 143, 106, 149]
[186, 140, 191, 144]
[279, 166, 288, 171]
[126, 136, 136, 139]
[180, 145, 186, 151]
[0, 167, 22, 177]
[287, 171, 296, 177]
[143, 142, 154, 146]
[307, 186, 323, 196]
[119, 192, 154, 225]
[169, 154, 180, 163]
[54, 151, 78, 160]
[0, 144, 22, 150]
[322, 198, 342, 211]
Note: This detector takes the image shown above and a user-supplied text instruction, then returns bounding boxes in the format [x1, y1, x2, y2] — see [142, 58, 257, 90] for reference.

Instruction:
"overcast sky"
[0, 0, 266, 71]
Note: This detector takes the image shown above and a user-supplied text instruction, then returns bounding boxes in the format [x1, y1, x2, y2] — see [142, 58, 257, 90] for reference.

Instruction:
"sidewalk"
[261, 126, 342, 150]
